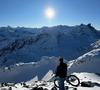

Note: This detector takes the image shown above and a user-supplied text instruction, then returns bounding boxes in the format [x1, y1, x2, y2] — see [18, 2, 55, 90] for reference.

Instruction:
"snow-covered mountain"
[0, 23, 100, 66]
[0, 24, 100, 90]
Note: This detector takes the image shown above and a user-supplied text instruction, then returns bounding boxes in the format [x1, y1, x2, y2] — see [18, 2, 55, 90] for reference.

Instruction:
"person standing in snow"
[55, 57, 67, 90]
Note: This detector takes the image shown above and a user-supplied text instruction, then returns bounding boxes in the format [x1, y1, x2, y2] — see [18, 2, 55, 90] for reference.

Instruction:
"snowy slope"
[68, 48, 100, 74]
[0, 48, 100, 83]
[0, 56, 61, 83]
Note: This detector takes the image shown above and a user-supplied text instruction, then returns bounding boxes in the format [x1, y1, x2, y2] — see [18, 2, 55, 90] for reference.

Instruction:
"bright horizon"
[0, 0, 100, 30]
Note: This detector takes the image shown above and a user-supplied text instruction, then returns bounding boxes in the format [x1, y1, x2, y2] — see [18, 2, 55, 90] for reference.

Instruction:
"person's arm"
[66, 64, 67, 76]
[55, 67, 58, 77]
[66, 64, 67, 71]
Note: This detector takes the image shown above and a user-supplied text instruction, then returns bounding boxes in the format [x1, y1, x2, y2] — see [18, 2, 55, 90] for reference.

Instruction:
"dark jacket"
[55, 62, 67, 78]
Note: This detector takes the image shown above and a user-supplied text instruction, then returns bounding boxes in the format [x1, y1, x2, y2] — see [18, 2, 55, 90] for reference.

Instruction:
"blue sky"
[0, 0, 100, 30]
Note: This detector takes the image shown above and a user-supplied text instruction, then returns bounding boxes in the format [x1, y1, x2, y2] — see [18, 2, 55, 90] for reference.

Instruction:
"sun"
[46, 9, 54, 18]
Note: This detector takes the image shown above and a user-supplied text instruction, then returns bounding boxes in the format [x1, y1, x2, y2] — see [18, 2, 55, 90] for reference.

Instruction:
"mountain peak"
[7, 25, 12, 29]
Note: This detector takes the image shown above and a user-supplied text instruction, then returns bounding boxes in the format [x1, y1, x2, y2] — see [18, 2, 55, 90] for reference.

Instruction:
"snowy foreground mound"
[0, 72, 100, 90]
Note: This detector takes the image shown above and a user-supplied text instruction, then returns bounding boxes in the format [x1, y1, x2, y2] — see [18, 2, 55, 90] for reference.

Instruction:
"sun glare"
[46, 9, 54, 18]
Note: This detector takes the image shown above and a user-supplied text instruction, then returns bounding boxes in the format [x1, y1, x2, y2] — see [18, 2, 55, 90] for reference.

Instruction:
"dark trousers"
[59, 77, 66, 90]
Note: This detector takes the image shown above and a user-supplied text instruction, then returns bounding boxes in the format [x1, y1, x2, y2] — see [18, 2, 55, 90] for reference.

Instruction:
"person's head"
[59, 57, 63, 62]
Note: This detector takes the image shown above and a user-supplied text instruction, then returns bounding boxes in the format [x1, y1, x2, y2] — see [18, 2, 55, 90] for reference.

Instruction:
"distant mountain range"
[0, 23, 100, 66]
[0, 24, 100, 84]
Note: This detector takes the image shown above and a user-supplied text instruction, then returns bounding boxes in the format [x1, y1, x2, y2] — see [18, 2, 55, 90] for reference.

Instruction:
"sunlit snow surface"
[1, 72, 100, 90]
